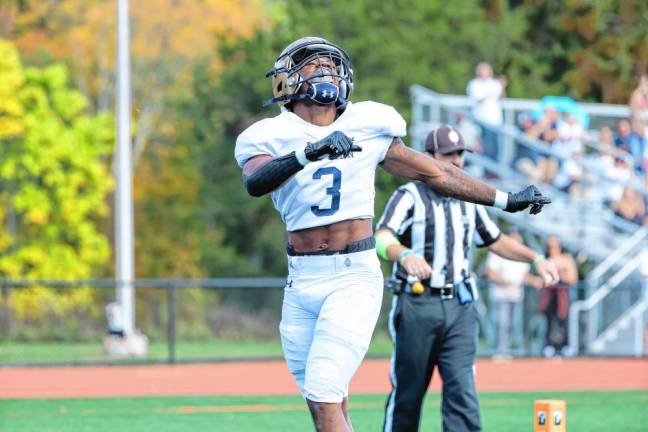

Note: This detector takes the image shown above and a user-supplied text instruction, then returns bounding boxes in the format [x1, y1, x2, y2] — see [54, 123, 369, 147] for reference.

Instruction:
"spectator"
[466, 62, 507, 159]
[557, 112, 585, 157]
[553, 146, 585, 199]
[453, 112, 482, 153]
[584, 130, 614, 204]
[630, 118, 647, 174]
[538, 236, 578, 358]
[614, 119, 643, 157]
[612, 186, 648, 226]
[485, 230, 541, 357]
[629, 73, 648, 126]
[516, 106, 563, 183]
[526, 105, 560, 145]
[517, 112, 535, 134]
[598, 126, 615, 148]
[454, 112, 485, 178]
[596, 145, 633, 206]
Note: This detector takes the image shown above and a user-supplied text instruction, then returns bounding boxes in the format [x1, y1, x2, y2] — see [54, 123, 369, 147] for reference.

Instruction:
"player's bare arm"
[381, 138, 552, 214]
[381, 137, 496, 205]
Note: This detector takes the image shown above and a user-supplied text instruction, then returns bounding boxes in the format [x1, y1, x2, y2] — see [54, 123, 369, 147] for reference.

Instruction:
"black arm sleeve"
[243, 152, 304, 197]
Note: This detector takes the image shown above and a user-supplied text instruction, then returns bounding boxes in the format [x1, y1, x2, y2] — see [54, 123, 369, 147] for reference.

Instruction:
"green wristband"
[375, 231, 400, 260]
[531, 255, 546, 273]
[399, 249, 413, 266]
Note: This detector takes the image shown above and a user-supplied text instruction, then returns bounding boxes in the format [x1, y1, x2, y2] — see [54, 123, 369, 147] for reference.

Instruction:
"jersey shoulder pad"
[234, 113, 290, 167]
[348, 101, 407, 137]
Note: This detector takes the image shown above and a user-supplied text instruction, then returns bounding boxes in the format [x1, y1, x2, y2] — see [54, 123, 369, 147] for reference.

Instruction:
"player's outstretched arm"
[380, 138, 551, 214]
[242, 131, 361, 197]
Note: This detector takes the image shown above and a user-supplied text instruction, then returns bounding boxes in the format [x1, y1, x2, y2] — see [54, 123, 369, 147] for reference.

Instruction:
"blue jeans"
[490, 300, 523, 353]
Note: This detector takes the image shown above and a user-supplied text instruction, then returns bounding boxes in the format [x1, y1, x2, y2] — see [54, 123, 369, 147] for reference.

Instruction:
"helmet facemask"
[265, 38, 353, 110]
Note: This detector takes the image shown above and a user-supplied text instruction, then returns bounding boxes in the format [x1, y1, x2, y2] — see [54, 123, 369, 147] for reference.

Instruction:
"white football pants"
[280, 248, 383, 402]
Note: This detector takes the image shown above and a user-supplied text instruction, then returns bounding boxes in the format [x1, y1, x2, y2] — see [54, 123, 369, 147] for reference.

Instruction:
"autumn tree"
[0, 40, 114, 338]
[1, 0, 271, 283]
[1, 0, 267, 161]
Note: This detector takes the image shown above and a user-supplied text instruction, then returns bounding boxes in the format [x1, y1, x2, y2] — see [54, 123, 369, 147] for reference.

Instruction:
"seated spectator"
[517, 106, 563, 183]
[515, 107, 561, 184]
[518, 112, 535, 134]
[629, 73, 648, 126]
[526, 106, 560, 144]
[612, 186, 648, 226]
[630, 118, 647, 174]
[606, 157, 633, 205]
[553, 147, 585, 199]
[614, 119, 643, 155]
[599, 126, 615, 148]
[453, 112, 485, 178]
[557, 112, 585, 158]
[594, 144, 632, 206]
[454, 112, 482, 153]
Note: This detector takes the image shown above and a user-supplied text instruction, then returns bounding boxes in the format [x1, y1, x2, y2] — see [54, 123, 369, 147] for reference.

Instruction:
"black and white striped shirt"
[376, 181, 501, 287]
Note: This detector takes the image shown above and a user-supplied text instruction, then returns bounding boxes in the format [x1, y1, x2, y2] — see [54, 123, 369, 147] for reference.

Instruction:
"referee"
[375, 125, 558, 432]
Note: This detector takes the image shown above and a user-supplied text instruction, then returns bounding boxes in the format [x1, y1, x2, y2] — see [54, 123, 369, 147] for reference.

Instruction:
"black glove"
[304, 131, 362, 162]
[505, 185, 552, 214]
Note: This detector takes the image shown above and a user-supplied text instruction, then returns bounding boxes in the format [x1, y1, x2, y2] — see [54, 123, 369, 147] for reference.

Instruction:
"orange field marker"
[533, 399, 566, 432]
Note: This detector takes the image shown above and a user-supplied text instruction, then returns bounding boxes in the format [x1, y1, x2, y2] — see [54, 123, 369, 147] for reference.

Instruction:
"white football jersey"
[235, 101, 407, 231]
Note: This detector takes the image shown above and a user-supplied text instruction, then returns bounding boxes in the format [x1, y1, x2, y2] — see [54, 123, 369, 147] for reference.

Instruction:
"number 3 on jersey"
[311, 167, 341, 216]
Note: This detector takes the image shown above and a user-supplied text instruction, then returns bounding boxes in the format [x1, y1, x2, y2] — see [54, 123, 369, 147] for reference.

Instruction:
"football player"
[235, 36, 550, 432]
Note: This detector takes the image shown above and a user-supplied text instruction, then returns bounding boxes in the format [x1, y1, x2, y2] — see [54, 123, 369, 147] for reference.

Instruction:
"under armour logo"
[320, 90, 334, 99]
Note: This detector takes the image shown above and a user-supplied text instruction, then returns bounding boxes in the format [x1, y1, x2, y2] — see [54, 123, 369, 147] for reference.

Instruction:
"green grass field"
[1, 391, 646, 432]
[0, 336, 395, 363]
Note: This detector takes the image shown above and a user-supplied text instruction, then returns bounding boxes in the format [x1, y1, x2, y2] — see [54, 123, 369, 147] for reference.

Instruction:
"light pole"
[115, 0, 134, 335]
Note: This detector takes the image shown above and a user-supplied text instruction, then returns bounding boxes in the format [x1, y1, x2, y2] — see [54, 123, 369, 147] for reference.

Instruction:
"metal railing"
[410, 84, 631, 143]
[590, 294, 648, 357]
[0, 278, 287, 366]
[410, 85, 647, 197]
[568, 236, 648, 355]
[585, 228, 648, 284]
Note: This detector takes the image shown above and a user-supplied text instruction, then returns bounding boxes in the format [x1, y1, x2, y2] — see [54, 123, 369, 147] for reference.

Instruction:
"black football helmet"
[264, 36, 353, 110]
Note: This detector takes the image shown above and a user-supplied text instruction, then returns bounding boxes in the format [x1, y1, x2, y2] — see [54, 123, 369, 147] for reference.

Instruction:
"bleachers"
[410, 85, 648, 356]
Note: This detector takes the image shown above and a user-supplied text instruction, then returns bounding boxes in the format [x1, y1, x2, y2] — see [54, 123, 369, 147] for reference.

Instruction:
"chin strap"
[264, 82, 342, 107]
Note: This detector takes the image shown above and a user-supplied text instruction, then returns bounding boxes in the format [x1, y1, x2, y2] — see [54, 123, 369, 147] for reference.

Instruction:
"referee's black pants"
[382, 292, 481, 432]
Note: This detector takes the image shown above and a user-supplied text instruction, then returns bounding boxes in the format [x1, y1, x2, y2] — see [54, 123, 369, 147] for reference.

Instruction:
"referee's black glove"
[304, 131, 362, 161]
[505, 185, 551, 214]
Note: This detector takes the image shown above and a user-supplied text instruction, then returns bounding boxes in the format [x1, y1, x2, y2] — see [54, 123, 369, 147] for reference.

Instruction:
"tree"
[180, 33, 290, 278]
[498, 0, 648, 102]
[1, 0, 272, 282]
[1, 0, 268, 162]
[0, 40, 114, 336]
